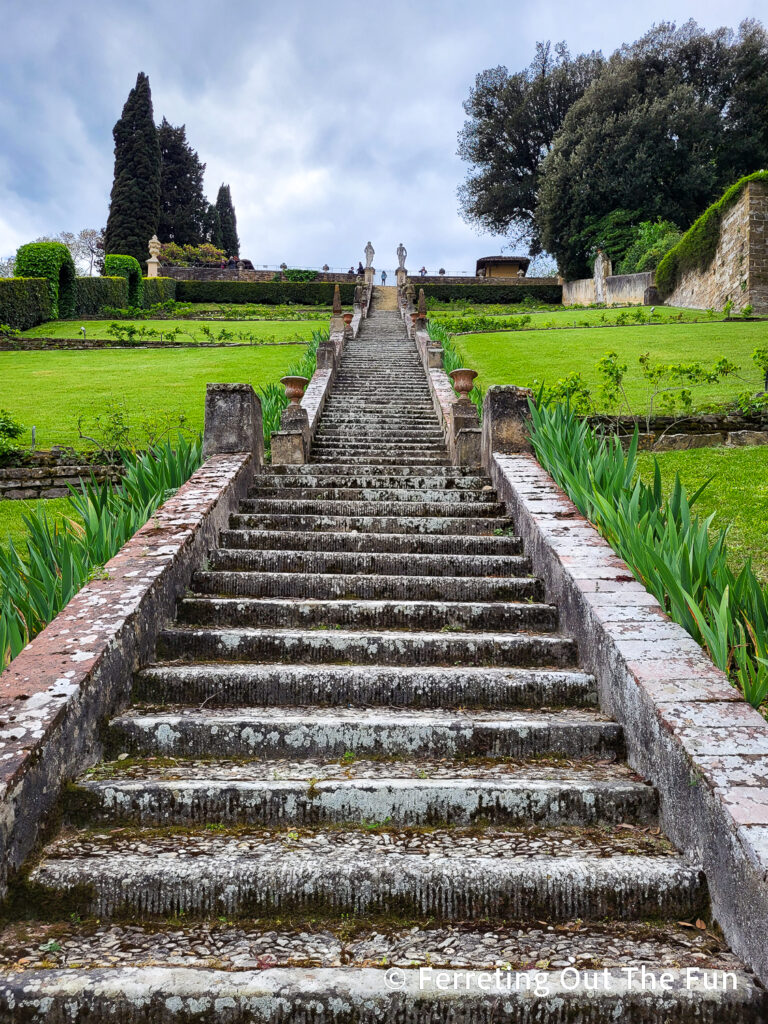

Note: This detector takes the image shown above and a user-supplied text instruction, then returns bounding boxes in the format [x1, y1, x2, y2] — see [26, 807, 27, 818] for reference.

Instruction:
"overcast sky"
[1, 0, 764, 274]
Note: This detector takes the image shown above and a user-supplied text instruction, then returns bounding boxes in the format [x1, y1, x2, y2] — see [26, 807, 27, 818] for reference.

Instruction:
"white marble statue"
[364, 241, 375, 269]
[397, 242, 407, 270]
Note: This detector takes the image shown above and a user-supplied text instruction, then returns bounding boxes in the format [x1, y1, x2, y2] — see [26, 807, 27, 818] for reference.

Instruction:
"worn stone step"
[229, 514, 513, 535]
[219, 529, 520, 555]
[253, 474, 490, 491]
[191, 570, 539, 603]
[263, 464, 483, 478]
[29, 827, 705, 922]
[310, 456, 452, 466]
[108, 707, 614, 759]
[133, 663, 597, 708]
[177, 597, 558, 633]
[76, 766, 657, 827]
[3, 965, 758, 1024]
[207, 548, 530, 578]
[249, 488, 495, 504]
[238, 499, 505, 518]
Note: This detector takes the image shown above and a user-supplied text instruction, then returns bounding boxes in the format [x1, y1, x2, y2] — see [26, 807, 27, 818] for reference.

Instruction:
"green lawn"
[454, 321, 768, 411]
[636, 446, 768, 580]
[431, 305, 725, 328]
[0, 498, 76, 554]
[0, 345, 306, 448]
[21, 319, 321, 344]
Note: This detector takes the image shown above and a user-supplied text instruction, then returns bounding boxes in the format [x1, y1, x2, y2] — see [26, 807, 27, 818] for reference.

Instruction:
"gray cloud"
[0, 0, 764, 271]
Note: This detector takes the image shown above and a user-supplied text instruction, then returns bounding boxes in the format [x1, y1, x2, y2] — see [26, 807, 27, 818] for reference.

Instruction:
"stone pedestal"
[202, 383, 264, 465]
[330, 316, 346, 335]
[146, 257, 160, 279]
[427, 346, 443, 369]
[364, 267, 375, 288]
[481, 385, 534, 472]
[316, 342, 337, 371]
[272, 403, 310, 465]
[396, 267, 407, 288]
[450, 400, 481, 467]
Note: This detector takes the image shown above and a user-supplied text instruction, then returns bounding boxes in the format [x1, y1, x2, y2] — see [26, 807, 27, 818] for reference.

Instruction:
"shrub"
[141, 276, 177, 307]
[15, 242, 76, 318]
[656, 171, 768, 298]
[413, 282, 562, 305]
[176, 280, 356, 306]
[0, 408, 24, 464]
[74, 276, 128, 316]
[0, 435, 202, 668]
[0, 277, 51, 330]
[617, 220, 682, 275]
[158, 242, 226, 266]
[104, 254, 144, 307]
[283, 269, 319, 282]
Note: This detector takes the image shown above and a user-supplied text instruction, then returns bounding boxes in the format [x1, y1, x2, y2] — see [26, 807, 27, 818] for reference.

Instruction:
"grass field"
[636, 446, 768, 580]
[454, 321, 768, 411]
[0, 345, 306, 448]
[21, 319, 320, 344]
[431, 305, 725, 328]
[0, 498, 75, 554]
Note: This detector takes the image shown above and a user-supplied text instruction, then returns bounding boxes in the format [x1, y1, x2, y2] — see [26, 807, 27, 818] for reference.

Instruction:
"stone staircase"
[0, 310, 764, 1020]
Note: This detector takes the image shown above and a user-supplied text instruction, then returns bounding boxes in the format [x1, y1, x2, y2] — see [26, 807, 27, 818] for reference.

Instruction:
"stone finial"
[332, 284, 342, 316]
[418, 289, 427, 317]
[148, 234, 161, 259]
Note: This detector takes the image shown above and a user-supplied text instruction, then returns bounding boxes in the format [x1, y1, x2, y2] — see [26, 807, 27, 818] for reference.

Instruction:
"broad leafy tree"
[104, 72, 161, 265]
[157, 119, 208, 246]
[457, 42, 604, 255]
[215, 184, 239, 258]
[536, 20, 768, 277]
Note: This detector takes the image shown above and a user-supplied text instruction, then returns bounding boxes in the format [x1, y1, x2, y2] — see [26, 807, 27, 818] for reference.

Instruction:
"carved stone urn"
[280, 375, 309, 405]
[449, 368, 478, 402]
[342, 313, 353, 326]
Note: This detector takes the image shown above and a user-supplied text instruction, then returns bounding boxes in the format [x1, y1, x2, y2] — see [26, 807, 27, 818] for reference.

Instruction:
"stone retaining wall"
[162, 267, 358, 284]
[0, 464, 122, 500]
[563, 272, 654, 306]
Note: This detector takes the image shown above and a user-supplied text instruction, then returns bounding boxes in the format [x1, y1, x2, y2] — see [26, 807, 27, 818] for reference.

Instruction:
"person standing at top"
[357, 262, 365, 276]
[381, 270, 387, 285]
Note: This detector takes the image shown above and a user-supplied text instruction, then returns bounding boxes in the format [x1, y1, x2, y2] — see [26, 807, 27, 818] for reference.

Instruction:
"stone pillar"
[427, 346, 443, 368]
[330, 283, 345, 335]
[316, 341, 337, 371]
[146, 257, 160, 278]
[202, 383, 264, 465]
[481, 385, 534, 472]
[450, 400, 481, 467]
[396, 267, 407, 288]
[364, 267, 375, 288]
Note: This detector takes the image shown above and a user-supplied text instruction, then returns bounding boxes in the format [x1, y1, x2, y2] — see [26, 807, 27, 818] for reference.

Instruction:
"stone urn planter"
[280, 375, 309, 405]
[449, 368, 478, 402]
[342, 313, 353, 326]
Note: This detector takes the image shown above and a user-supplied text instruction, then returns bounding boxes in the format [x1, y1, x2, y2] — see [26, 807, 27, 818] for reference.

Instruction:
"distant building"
[475, 256, 530, 279]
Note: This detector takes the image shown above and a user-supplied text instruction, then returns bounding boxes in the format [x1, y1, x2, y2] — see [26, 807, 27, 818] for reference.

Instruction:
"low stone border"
[0, 338, 310, 351]
[0, 464, 123, 500]
[0, 396, 262, 894]
[487, 447, 768, 986]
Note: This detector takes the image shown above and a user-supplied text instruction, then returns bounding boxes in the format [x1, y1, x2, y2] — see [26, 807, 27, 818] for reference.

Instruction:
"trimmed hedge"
[414, 283, 562, 305]
[0, 278, 51, 330]
[15, 242, 76, 319]
[656, 171, 768, 298]
[104, 254, 144, 307]
[141, 276, 177, 307]
[175, 280, 357, 306]
[74, 276, 128, 316]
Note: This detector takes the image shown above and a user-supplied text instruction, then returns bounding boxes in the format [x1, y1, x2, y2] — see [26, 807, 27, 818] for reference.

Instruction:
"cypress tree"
[202, 203, 224, 249]
[216, 184, 240, 257]
[104, 72, 161, 265]
[157, 119, 207, 245]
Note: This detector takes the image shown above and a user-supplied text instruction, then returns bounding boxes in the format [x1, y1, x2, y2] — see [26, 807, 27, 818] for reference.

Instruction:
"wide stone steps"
[310, 454, 452, 465]
[252, 474, 489, 491]
[132, 663, 598, 708]
[75, 763, 657, 827]
[238, 498, 507, 518]
[205, 547, 529, 577]
[177, 596, 558, 632]
[248, 487, 492, 502]
[190, 570, 539, 603]
[28, 827, 705, 922]
[106, 707, 616, 759]
[218, 528, 521, 554]
[229, 512, 514, 534]
[3, 965, 761, 1024]
[263, 463, 482, 477]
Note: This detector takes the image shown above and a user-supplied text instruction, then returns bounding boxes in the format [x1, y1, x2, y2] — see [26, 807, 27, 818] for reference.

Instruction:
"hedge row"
[141, 276, 177, 306]
[656, 170, 768, 298]
[413, 282, 562, 304]
[175, 280, 357, 305]
[104, 254, 144, 307]
[15, 241, 76, 319]
[75, 276, 128, 315]
[0, 278, 51, 330]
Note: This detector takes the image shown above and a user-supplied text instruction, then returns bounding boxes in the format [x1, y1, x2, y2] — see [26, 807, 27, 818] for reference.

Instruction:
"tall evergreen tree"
[215, 184, 240, 257]
[104, 72, 161, 265]
[202, 203, 224, 249]
[157, 119, 208, 245]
